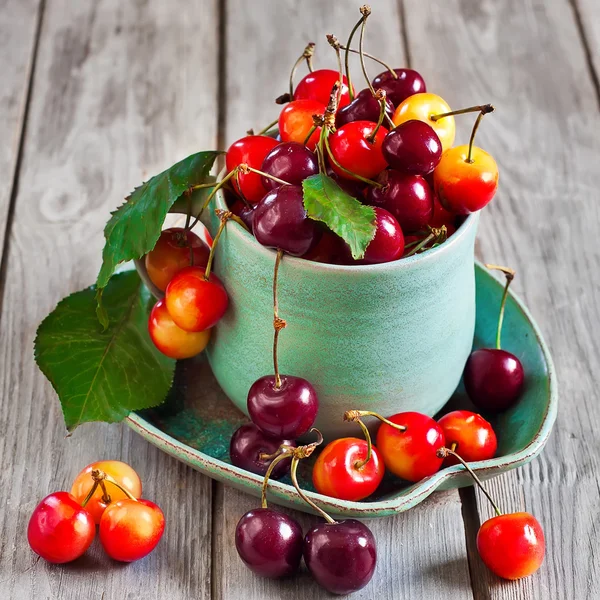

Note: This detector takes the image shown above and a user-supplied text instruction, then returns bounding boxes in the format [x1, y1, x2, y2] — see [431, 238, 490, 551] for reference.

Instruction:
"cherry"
[149, 298, 211, 359]
[325, 165, 366, 199]
[226, 136, 279, 203]
[230, 200, 255, 232]
[371, 68, 426, 107]
[464, 265, 525, 412]
[293, 68, 353, 108]
[260, 142, 318, 190]
[361, 207, 404, 264]
[278, 99, 325, 151]
[27, 492, 95, 563]
[253, 184, 320, 256]
[328, 120, 389, 181]
[393, 93, 455, 152]
[367, 170, 433, 233]
[145, 228, 209, 292]
[429, 194, 456, 230]
[99, 498, 165, 562]
[302, 228, 351, 265]
[229, 423, 296, 479]
[382, 120, 442, 176]
[70, 460, 142, 524]
[336, 88, 394, 128]
[165, 266, 228, 332]
[304, 520, 377, 595]
[437, 410, 497, 465]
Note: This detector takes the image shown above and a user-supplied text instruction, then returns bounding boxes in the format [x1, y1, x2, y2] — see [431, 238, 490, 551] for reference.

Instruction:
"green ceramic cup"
[196, 189, 480, 440]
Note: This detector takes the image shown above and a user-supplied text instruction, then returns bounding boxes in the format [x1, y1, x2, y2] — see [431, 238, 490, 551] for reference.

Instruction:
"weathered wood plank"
[212, 1, 474, 598]
[572, 0, 600, 100]
[0, 0, 219, 598]
[404, 0, 600, 598]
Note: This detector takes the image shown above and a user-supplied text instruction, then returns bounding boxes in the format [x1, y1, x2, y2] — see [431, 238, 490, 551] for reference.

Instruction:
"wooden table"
[1, 0, 598, 598]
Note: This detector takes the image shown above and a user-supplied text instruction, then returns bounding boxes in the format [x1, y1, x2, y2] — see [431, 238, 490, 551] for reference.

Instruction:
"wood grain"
[403, 0, 600, 598]
[0, 0, 219, 598]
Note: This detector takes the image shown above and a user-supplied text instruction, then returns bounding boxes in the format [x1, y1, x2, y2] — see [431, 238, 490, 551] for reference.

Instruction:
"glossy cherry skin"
[253, 184, 320, 256]
[329, 121, 389, 181]
[70, 460, 142, 524]
[382, 120, 442, 176]
[226, 136, 279, 203]
[229, 423, 296, 479]
[375, 411, 445, 482]
[235, 508, 303, 578]
[367, 170, 433, 233]
[336, 88, 394, 128]
[464, 349, 525, 412]
[149, 298, 211, 359]
[27, 492, 95, 563]
[477, 512, 545, 579]
[230, 200, 255, 232]
[247, 374, 319, 439]
[99, 498, 165, 562]
[362, 207, 404, 264]
[165, 266, 228, 332]
[393, 93, 455, 152]
[371, 68, 426, 107]
[429, 194, 456, 230]
[279, 99, 325, 151]
[434, 145, 499, 214]
[260, 142, 318, 190]
[437, 410, 497, 465]
[294, 69, 353, 108]
[304, 519, 377, 595]
[145, 228, 209, 291]
[312, 438, 384, 501]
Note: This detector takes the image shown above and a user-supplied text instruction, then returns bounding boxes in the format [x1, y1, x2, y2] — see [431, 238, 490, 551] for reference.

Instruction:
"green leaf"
[302, 173, 376, 259]
[96, 151, 221, 326]
[35, 270, 175, 432]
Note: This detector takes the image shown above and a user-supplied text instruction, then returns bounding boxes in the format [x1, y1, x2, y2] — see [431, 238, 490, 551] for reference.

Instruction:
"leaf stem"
[484, 264, 515, 350]
[272, 249, 286, 389]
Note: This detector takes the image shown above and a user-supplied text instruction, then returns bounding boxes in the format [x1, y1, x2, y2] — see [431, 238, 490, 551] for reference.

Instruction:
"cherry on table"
[361, 207, 405, 264]
[336, 88, 394, 128]
[260, 142, 318, 190]
[278, 99, 325, 150]
[437, 410, 497, 464]
[371, 67, 426, 107]
[294, 68, 354, 108]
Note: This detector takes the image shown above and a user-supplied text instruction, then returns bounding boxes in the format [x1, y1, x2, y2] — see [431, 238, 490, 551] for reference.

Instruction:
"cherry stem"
[289, 42, 316, 97]
[344, 17, 364, 102]
[203, 210, 232, 280]
[366, 92, 388, 143]
[326, 35, 344, 107]
[345, 409, 407, 432]
[484, 264, 515, 350]
[358, 6, 375, 98]
[304, 123, 318, 146]
[260, 451, 292, 509]
[437, 447, 502, 517]
[344, 413, 373, 470]
[98, 479, 111, 504]
[253, 118, 279, 136]
[323, 133, 383, 188]
[188, 170, 237, 230]
[404, 226, 447, 257]
[80, 480, 100, 508]
[430, 103, 494, 122]
[91, 469, 138, 502]
[272, 249, 286, 389]
[337, 46, 397, 78]
[467, 106, 494, 163]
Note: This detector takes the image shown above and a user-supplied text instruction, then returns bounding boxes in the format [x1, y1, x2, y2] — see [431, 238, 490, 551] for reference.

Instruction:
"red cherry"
[329, 121, 389, 181]
[477, 512, 545, 579]
[312, 438, 384, 502]
[362, 207, 404, 264]
[371, 68, 426, 107]
[279, 99, 325, 151]
[437, 410, 497, 464]
[27, 492, 95, 563]
[375, 412, 445, 482]
[429, 193, 456, 230]
[165, 266, 228, 332]
[294, 68, 354, 108]
[99, 498, 165, 562]
[302, 229, 351, 264]
[226, 136, 279, 203]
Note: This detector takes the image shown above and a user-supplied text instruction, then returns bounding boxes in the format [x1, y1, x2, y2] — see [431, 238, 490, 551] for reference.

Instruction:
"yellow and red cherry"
[328, 121, 389, 181]
[477, 512, 545, 579]
[392, 93, 455, 153]
[148, 298, 211, 359]
[27, 492, 95, 563]
[294, 68, 354, 108]
[99, 498, 165, 562]
[371, 68, 426, 107]
[145, 228, 209, 292]
[165, 266, 228, 332]
[437, 410, 497, 465]
[279, 99, 325, 150]
[226, 135, 279, 203]
[70, 460, 142, 524]
[361, 207, 404, 264]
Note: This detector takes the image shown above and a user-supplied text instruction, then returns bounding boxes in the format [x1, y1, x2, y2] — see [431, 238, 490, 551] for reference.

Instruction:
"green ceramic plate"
[127, 262, 557, 518]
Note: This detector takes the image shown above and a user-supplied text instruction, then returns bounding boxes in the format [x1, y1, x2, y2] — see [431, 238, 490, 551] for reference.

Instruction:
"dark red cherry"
[229, 423, 296, 479]
[302, 229, 351, 265]
[464, 349, 525, 412]
[235, 508, 303, 578]
[230, 200, 255, 232]
[362, 207, 404, 264]
[325, 166, 366, 199]
[336, 89, 395, 128]
[294, 69, 354, 108]
[367, 170, 433, 233]
[247, 375, 319, 439]
[253, 185, 320, 256]
[371, 68, 426, 107]
[382, 120, 442, 176]
[261, 142, 318, 191]
[304, 519, 377, 595]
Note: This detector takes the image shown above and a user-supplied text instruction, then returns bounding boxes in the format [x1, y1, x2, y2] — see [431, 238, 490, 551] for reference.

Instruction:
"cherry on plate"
[437, 410, 497, 464]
